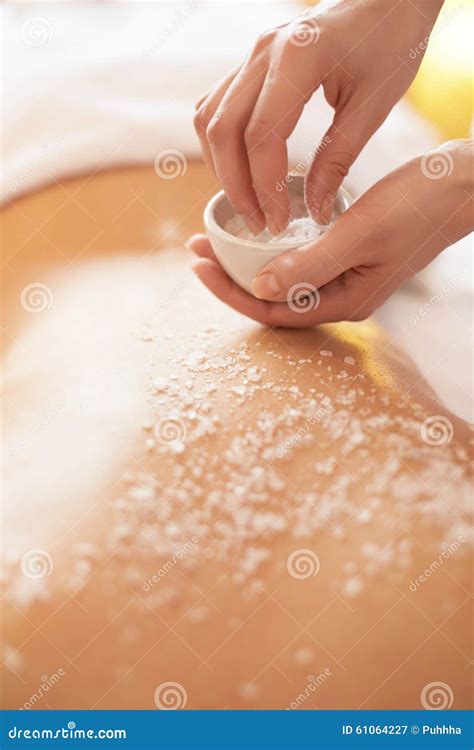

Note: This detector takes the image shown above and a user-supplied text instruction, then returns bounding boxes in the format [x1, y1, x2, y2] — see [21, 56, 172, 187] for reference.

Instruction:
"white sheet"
[2, 1, 472, 419]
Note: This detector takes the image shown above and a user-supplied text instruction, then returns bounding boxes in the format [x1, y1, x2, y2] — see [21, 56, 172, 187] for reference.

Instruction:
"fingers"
[305, 98, 388, 224]
[192, 257, 276, 324]
[250, 207, 367, 301]
[194, 30, 318, 235]
[185, 234, 214, 259]
[206, 58, 268, 234]
[193, 66, 241, 172]
[187, 233, 389, 327]
[192, 255, 382, 328]
[245, 47, 318, 234]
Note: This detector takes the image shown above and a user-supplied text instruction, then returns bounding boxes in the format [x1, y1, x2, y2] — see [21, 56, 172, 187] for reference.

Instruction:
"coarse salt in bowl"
[203, 174, 351, 297]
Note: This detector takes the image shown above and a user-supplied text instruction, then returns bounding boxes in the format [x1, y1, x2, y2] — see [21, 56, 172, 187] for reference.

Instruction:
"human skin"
[194, 0, 445, 234]
[1, 165, 472, 710]
[190, 140, 473, 326]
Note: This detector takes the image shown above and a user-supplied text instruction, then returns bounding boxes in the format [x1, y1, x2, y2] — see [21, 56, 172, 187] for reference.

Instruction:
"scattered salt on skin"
[4, 646, 24, 673]
[344, 577, 363, 598]
[152, 377, 169, 391]
[238, 683, 260, 701]
[231, 385, 246, 396]
[129, 486, 154, 502]
[5, 326, 470, 622]
[294, 647, 314, 666]
[187, 605, 210, 623]
[355, 508, 372, 524]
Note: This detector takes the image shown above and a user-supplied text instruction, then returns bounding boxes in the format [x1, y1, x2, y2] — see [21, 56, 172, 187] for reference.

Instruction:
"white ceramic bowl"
[204, 174, 351, 296]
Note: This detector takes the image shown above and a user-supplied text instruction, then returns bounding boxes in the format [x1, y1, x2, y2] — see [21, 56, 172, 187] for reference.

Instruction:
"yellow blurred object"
[406, 0, 473, 139]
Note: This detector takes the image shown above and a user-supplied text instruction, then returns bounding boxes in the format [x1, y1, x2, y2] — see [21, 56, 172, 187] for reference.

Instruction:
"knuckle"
[244, 118, 275, 150]
[206, 115, 227, 146]
[253, 29, 275, 53]
[193, 107, 209, 135]
[326, 151, 356, 181]
[348, 307, 371, 322]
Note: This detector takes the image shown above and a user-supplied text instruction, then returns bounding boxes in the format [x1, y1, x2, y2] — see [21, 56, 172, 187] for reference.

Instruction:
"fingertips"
[185, 234, 214, 258]
[251, 244, 321, 301]
[191, 257, 232, 290]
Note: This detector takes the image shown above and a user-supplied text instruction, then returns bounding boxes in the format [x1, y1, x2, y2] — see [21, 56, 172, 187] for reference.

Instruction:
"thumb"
[251, 206, 367, 302]
[305, 110, 370, 224]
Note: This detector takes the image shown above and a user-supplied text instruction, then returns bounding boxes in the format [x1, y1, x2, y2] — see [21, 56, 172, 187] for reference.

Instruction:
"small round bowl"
[203, 174, 351, 296]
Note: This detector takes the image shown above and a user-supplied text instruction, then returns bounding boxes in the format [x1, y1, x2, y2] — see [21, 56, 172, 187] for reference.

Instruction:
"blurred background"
[1, 0, 473, 418]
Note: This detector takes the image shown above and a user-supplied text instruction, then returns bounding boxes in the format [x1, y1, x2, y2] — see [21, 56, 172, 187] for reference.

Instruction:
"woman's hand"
[189, 141, 473, 328]
[194, 0, 444, 234]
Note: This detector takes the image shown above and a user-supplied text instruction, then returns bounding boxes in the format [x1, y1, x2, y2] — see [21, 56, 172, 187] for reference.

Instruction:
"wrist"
[448, 139, 474, 195]
[420, 140, 474, 245]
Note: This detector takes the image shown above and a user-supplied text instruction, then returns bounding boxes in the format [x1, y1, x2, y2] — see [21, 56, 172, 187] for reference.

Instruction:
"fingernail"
[184, 234, 199, 249]
[319, 194, 334, 225]
[266, 216, 280, 237]
[246, 217, 263, 236]
[251, 272, 281, 300]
